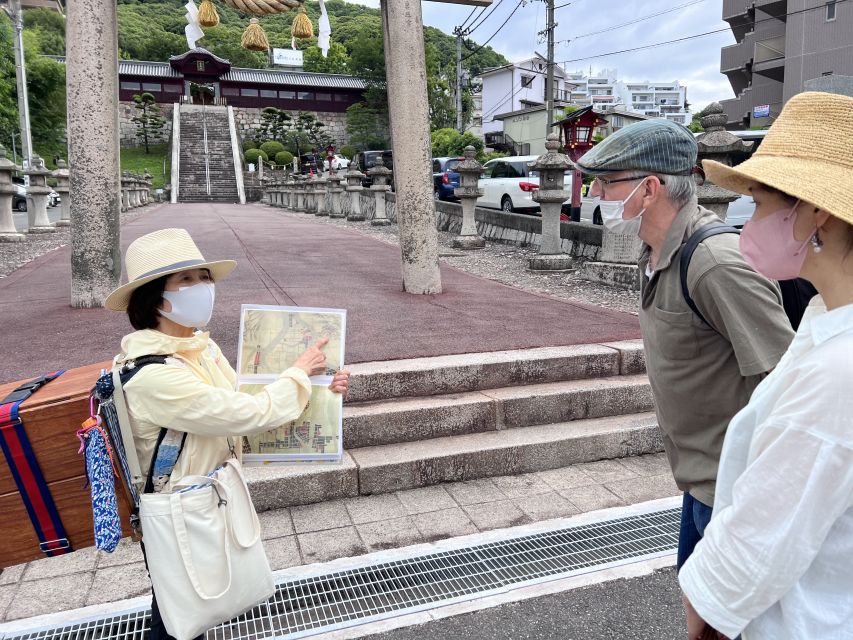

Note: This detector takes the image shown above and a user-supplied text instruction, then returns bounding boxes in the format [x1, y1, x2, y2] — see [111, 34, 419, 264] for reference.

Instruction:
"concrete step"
[343, 374, 652, 449]
[345, 341, 645, 403]
[244, 411, 663, 510]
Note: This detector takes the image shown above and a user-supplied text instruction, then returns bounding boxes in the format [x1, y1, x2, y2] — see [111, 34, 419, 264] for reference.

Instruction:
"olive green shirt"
[638, 199, 795, 507]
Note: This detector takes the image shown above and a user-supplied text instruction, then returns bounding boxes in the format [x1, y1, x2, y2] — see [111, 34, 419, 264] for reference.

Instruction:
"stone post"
[0, 145, 25, 242]
[132, 174, 142, 207]
[696, 103, 750, 220]
[579, 226, 644, 291]
[368, 156, 392, 226]
[381, 0, 442, 294]
[295, 176, 306, 212]
[67, 0, 122, 306]
[25, 155, 55, 233]
[328, 170, 345, 218]
[452, 146, 485, 249]
[142, 169, 152, 204]
[528, 135, 572, 270]
[52, 158, 71, 227]
[315, 175, 329, 216]
[345, 165, 365, 222]
[260, 175, 270, 205]
[120, 172, 130, 211]
[281, 177, 290, 209]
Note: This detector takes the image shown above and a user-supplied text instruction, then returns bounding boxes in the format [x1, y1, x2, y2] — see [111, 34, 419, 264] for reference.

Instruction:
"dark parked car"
[432, 156, 464, 201]
[351, 150, 393, 187]
[298, 153, 323, 175]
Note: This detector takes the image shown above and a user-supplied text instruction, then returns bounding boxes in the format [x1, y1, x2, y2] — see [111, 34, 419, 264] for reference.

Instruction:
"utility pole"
[544, 0, 555, 136]
[2, 0, 33, 169]
[454, 27, 465, 132]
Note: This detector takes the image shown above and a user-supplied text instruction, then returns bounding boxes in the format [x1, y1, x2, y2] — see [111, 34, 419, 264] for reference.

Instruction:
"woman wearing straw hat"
[678, 91, 853, 639]
[105, 228, 349, 640]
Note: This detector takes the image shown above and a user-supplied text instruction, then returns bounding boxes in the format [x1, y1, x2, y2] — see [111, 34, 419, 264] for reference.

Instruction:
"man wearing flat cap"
[577, 119, 794, 571]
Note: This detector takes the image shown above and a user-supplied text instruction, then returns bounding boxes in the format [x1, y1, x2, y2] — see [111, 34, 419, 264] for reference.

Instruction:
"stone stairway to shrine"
[176, 104, 242, 203]
[244, 340, 664, 511]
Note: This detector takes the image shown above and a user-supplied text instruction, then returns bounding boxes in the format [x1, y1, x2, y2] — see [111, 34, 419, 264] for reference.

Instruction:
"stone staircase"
[245, 340, 664, 512]
[177, 105, 239, 203]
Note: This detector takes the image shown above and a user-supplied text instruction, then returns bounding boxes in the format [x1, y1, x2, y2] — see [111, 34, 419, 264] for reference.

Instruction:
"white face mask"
[597, 178, 648, 236]
[160, 282, 216, 329]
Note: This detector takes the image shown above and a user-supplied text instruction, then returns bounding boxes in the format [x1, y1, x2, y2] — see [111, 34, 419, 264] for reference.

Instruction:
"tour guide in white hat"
[576, 118, 795, 626]
[106, 228, 349, 640]
[677, 91, 853, 640]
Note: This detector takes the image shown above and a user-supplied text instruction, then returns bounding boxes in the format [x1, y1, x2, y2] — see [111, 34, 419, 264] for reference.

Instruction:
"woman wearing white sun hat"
[678, 92, 853, 639]
[105, 228, 349, 640]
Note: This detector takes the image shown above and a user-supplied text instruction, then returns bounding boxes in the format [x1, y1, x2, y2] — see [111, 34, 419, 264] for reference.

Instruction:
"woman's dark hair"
[127, 276, 168, 330]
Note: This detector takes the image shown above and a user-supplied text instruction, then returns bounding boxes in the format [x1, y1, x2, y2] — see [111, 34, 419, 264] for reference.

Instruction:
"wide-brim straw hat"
[105, 228, 236, 311]
[704, 91, 853, 225]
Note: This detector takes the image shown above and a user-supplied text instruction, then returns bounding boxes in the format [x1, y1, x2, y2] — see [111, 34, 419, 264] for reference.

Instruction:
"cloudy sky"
[347, 0, 737, 111]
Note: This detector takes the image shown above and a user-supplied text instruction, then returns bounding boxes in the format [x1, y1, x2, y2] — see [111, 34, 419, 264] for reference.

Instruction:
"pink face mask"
[739, 200, 812, 280]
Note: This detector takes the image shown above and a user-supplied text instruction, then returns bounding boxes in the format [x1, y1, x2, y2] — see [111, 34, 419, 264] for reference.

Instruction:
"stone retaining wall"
[119, 102, 175, 148]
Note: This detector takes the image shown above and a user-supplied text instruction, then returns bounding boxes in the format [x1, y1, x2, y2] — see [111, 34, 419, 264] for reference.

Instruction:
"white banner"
[272, 48, 304, 67]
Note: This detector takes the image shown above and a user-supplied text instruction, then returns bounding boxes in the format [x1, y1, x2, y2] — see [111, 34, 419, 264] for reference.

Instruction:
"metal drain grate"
[4, 507, 680, 640]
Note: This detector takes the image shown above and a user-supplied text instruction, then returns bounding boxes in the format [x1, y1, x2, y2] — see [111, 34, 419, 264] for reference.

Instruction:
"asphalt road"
[12, 204, 63, 231]
[367, 568, 686, 640]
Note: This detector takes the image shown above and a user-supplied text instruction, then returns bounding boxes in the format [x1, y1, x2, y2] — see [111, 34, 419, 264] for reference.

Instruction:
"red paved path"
[0, 203, 640, 384]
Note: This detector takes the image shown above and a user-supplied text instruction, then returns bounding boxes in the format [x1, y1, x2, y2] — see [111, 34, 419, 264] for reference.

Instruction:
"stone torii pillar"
[381, 0, 442, 293]
[66, 0, 122, 307]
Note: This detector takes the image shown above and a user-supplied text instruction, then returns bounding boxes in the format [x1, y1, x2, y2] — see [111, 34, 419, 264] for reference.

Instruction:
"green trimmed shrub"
[340, 145, 357, 160]
[245, 148, 268, 165]
[242, 139, 258, 152]
[259, 141, 285, 159]
[275, 151, 294, 167]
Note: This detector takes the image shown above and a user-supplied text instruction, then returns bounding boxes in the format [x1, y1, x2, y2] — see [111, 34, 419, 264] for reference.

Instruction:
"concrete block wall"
[119, 101, 174, 148]
[232, 107, 349, 147]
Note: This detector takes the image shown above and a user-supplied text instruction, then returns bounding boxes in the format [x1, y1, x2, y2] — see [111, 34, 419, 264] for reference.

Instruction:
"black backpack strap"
[679, 223, 740, 328]
[119, 355, 168, 386]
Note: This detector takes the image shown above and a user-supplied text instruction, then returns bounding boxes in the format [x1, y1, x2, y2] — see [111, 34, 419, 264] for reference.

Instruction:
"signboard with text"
[272, 48, 304, 68]
[753, 104, 771, 118]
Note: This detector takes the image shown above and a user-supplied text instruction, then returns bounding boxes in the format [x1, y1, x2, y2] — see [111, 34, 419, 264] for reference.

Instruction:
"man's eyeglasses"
[593, 175, 665, 189]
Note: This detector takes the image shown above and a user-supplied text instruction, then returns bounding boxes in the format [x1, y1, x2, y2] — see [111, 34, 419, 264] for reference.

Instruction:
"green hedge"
[242, 139, 258, 152]
[275, 150, 294, 167]
[245, 148, 269, 165]
[259, 141, 286, 159]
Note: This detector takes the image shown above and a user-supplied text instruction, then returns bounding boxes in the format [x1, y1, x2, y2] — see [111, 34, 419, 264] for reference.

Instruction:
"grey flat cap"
[576, 118, 698, 176]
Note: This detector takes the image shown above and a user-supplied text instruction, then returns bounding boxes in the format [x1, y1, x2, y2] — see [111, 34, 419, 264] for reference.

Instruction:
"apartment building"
[720, 0, 853, 128]
[564, 72, 691, 124]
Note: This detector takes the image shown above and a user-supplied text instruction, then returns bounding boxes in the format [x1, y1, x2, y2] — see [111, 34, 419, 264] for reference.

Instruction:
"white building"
[479, 54, 574, 139]
[466, 77, 483, 139]
[564, 70, 691, 125]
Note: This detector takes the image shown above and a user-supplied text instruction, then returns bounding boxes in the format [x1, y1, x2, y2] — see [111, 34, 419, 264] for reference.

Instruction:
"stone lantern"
[142, 169, 152, 205]
[696, 102, 752, 220]
[0, 145, 25, 241]
[345, 163, 365, 222]
[368, 155, 392, 226]
[328, 169, 345, 218]
[25, 155, 55, 233]
[315, 172, 329, 216]
[528, 134, 572, 270]
[52, 159, 71, 226]
[451, 145, 485, 249]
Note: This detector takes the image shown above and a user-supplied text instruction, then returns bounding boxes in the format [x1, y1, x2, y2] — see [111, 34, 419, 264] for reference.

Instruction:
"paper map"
[237, 304, 346, 463]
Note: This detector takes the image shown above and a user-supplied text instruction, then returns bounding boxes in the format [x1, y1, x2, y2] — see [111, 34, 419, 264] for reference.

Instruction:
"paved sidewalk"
[0, 453, 678, 623]
[0, 203, 639, 384]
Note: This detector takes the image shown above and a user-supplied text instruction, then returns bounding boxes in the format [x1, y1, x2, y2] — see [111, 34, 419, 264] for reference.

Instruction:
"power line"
[466, 0, 506, 34]
[556, 0, 848, 64]
[557, 0, 708, 44]
[462, 0, 526, 61]
[458, 5, 483, 31]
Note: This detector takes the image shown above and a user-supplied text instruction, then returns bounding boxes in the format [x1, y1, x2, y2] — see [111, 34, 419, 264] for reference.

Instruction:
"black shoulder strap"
[680, 223, 740, 328]
[119, 355, 168, 386]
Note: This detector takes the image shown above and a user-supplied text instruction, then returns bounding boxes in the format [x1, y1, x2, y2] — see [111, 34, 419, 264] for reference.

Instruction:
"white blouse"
[679, 298, 853, 640]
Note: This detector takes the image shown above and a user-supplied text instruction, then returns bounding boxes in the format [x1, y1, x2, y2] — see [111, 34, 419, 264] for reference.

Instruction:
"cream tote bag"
[139, 458, 274, 640]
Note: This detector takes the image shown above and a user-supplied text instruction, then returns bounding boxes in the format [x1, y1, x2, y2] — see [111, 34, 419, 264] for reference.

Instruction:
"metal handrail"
[202, 104, 211, 196]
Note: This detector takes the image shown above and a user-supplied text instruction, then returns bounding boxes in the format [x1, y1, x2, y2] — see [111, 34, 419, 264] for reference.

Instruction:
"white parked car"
[323, 154, 350, 171]
[477, 155, 573, 213]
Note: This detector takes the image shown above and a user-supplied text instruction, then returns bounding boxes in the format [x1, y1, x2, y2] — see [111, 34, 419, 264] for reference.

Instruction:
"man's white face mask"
[597, 178, 648, 236]
[160, 282, 215, 329]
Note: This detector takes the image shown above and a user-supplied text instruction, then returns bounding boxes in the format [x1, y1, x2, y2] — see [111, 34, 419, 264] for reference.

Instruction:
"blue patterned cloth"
[83, 428, 123, 553]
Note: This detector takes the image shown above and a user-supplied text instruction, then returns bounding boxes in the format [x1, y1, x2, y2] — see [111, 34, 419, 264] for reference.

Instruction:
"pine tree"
[131, 92, 166, 154]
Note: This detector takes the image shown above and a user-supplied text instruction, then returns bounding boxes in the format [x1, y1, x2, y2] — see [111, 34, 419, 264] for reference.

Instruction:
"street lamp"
[555, 105, 607, 222]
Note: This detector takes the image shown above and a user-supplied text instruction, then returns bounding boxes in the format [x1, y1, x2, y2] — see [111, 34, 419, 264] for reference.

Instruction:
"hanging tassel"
[241, 17, 270, 51]
[197, 0, 220, 28]
[291, 5, 314, 40]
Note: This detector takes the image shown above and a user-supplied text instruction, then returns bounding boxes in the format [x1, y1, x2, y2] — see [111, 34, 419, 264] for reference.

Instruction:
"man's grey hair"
[653, 173, 696, 209]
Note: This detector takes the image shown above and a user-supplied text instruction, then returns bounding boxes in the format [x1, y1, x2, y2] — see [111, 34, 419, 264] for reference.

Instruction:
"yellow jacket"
[117, 329, 312, 491]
